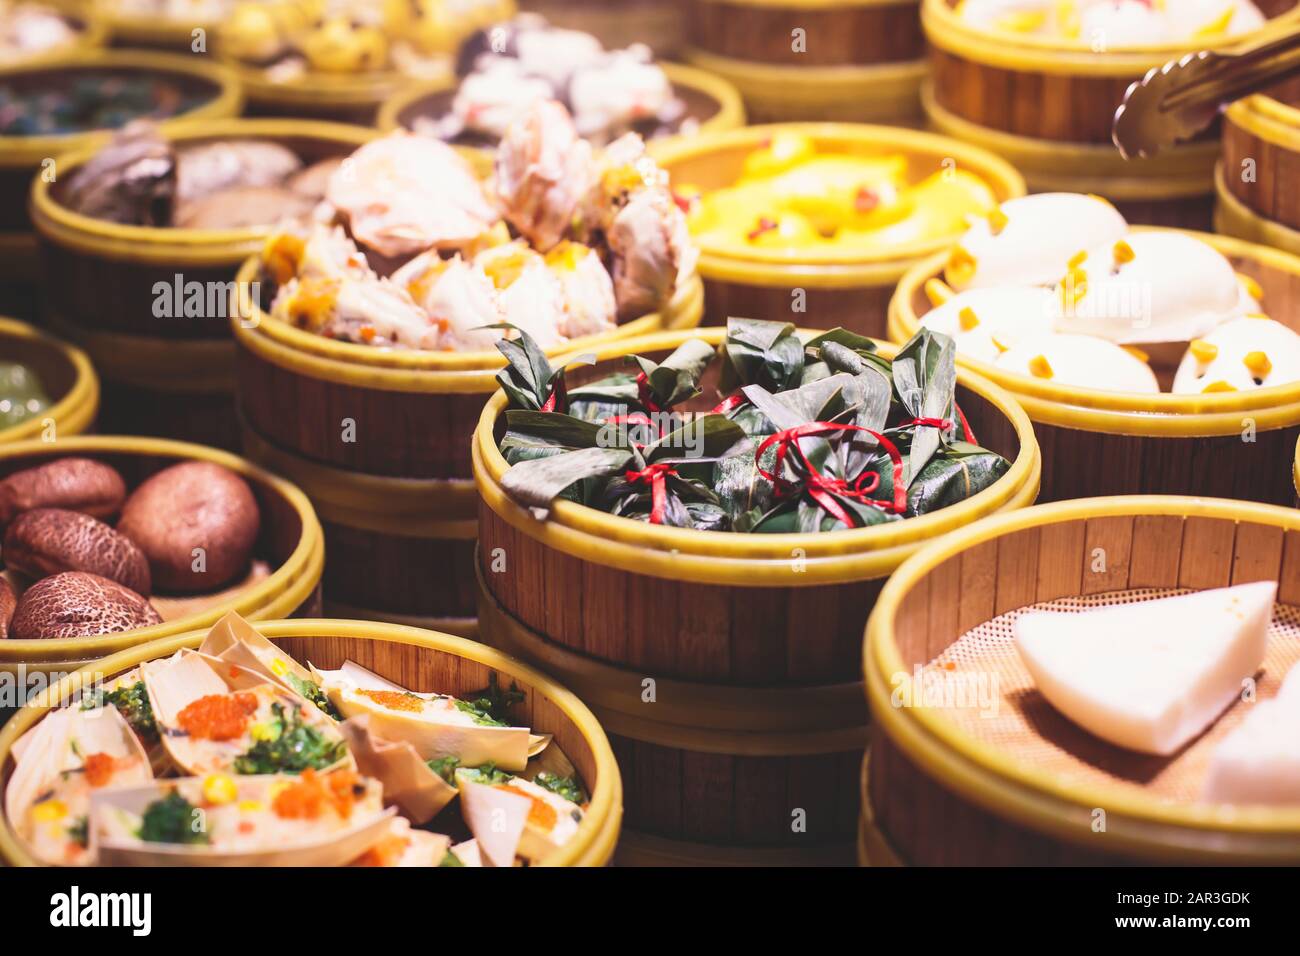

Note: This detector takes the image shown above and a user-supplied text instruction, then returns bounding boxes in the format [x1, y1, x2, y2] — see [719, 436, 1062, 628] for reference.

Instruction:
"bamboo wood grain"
[687, 0, 923, 67]
[700, 276, 895, 336]
[1223, 80, 1300, 230]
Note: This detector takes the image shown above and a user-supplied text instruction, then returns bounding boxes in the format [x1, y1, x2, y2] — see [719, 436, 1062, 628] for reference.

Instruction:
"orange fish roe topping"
[177, 693, 259, 741]
[354, 832, 410, 867]
[502, 785, 558, 831]
[82, 752, 116, 788]
[272, 769, 361, 821]
[356, 689, 424, 712]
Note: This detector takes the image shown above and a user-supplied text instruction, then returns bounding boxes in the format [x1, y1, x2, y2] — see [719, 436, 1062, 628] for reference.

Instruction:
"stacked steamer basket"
[473, 327, 1041, 865]
[0, 618, 623, 866]
[0, 50, 240, 294]
[889, 202, 1300, 505]
[234, 275, 702, 638]
[1219, 78, 1300, 256]
[98, 2, 220, 51]
[682, 0, 927, 124]
[921, 0, 1300, 228]
[376, 61, 747, 157]
[29, 118, 375, 451]
[519, 0, 684, 56]
[864, 496, 1300, 865]
[0, 317, 98, 445]
[0, 436, 323, 690]
[652, 123, 1025, 337]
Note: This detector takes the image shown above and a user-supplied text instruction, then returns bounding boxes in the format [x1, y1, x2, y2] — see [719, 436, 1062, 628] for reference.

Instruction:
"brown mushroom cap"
[3, 508, 152, 595]
[9, 571, 162, 640]
[116, 461, 260, 593]
[0, 457, 127, 527]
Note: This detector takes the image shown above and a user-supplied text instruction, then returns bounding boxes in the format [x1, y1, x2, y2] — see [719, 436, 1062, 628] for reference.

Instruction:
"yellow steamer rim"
[650, 122, 1025, 334]
[376, 61, 747, 150]
[0, 436, 323, 676]
[1214, 161, 1300, 257]
[888, 229, 1300, 437]
[0, 618, 622, 867]
[0, 49, 242, 278]
[219, 56, 443, 124]
[475, 326, 1040, 587]
[865, 495, 1300, 864]
[0, 317, 98, 444]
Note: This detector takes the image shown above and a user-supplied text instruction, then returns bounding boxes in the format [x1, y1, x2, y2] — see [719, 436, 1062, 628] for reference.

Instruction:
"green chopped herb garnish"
[233, 702, 347, 775]
[427, 756, 460, 785]
[286, 673, 342, 721]
[457, 763, 513, 786]
[67, 816, 88, 848]
[460, 674, 526, 725]
[138, 792, 209, 845]
[534, 772, 586, 805]
[439, 850, 465, 867]
[82, 680, 158, 743]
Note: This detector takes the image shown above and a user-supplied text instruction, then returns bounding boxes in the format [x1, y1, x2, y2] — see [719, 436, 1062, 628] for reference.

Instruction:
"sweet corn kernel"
[1203, 380, 1237, 393]
[1113, 239, 1135, 265]
[31, 799, 67, 823]
[250, 722, 279, 743]
[1239, 275, 1264, 302]
[987, 207, 1009, 235]
[1193, 6, 1235, 37]
[1189, 339, 1218, 363]
[1244, 350, 1272, 377]
[946, 247, 976, 285]
[238, 800, 264, 813]
[1067, 249, 1087, 270]
[203, 774, 238, 805]
[924, 278, 955, 306]
[958, 306, 980, 331]
[1029, 354, 1054, 378]
[270, 659, 288, 677]
[996, 9, 1047, 31]
[991, 336, 1010, 353]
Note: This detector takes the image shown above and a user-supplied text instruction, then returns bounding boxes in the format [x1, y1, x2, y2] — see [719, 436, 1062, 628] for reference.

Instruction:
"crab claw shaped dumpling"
[494, 99, 596, 252]
[327, 131, 498, 259]
[606, 186, 696, 318]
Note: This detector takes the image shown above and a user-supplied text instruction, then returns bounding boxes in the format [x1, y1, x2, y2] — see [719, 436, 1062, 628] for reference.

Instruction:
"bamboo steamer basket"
[651, 123, 1025, 337]
[865, 494, 1300, 865]
[376, 61, 747, 157]
[220, 59, 443, 126]
[1219, 85, 1300, 255]
[683, 0, 926, 124]
[30, 118, 376, 451]
[889, 229, 1300, 504]
[0, 436, 324, 683]
[232, 255, 703, 629]
[0, 50, 241, 284]
[922, 0, 1300, 228]
[473, 326, 1041, 865]
[520, 0, 685, 57]
[0, 617, 622, 866]
[0, 317, 98, 445]
[99, 5, 217, 51]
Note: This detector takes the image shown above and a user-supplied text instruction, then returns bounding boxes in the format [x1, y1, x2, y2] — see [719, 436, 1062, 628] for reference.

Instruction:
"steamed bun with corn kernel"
[945, 193, 1128, 290]
[1172, 317, 1300, 394]
[995, 333, 1160, 393]
[919, 285, 1060, 363]
[1054, 232, 1248, 346]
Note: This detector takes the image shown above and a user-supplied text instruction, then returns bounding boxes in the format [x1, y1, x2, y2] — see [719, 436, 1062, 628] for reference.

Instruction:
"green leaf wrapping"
[891, 328, 958, 487]
[718, 317, 805, 393]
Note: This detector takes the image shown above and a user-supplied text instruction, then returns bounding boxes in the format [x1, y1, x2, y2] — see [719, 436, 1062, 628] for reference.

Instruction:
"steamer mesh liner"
[925, 588, 1300, 805]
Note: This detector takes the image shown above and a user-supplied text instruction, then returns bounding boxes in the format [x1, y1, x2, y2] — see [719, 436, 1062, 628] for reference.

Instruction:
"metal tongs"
[1113, 22, 1300, 159]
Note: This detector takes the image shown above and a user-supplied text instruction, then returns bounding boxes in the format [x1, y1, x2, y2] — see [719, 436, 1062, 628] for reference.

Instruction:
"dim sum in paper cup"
[5, 704, 152, 866]
[351, 816, 451, 867]
[141, 649, 352, 776]
[338, 714, 458, 824]
[90, 772, 395, 867]
[199, 611, 339, 718]
[312, 659, 549, 771]
[456, 767, 586, 866]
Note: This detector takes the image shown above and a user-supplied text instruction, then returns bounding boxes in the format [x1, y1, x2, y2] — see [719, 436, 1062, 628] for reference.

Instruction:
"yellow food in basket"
[684, 132, 997, 260]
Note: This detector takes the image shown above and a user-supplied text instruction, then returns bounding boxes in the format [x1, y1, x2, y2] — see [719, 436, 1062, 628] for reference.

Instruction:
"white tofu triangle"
[1014, 581, 1274, 756]
[1203, 664, 1300, 805]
